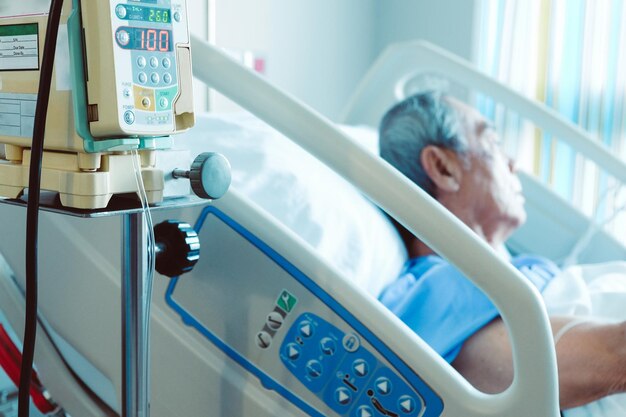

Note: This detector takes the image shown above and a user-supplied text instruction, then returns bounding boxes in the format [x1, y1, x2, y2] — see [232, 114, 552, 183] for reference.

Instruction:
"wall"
[211, 0, 376, 120]
[374, 0, 478, 62]
[204, 1, 478, 119]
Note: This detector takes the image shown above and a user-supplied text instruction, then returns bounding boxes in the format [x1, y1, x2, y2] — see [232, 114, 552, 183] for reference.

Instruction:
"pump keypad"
[281, 313, 426, 417]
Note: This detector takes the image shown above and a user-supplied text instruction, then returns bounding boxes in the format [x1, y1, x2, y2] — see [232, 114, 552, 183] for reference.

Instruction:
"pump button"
[138, 72, 147, 84]
[151, 73, 160, 84]
[123, 111, 135, 125]
[141, 98, 151, 109]
[116, 30, 130, 47]
[174, 11, 181, 22]
[162, 58, 171, 69]
[115, 5, 127, 19]
[150, 57, 159, 68]
[163, 73, 172, 85]
[137, 56, 147, 68]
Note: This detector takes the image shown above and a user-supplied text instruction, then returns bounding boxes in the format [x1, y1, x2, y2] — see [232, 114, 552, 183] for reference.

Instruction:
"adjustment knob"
[154, 220, 200, 277]
[172, 152, 231, 200]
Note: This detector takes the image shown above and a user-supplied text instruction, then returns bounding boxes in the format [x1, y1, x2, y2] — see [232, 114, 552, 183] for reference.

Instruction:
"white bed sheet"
[177, 112, 407, 297]
[543, 262, 626, 416]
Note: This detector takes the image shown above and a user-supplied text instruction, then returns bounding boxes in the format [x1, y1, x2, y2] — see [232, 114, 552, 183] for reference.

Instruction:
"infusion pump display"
[83, 0, 193, 138]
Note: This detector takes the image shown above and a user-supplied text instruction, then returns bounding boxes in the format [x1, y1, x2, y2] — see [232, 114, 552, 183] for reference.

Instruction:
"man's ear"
[420, 145, 463, 193]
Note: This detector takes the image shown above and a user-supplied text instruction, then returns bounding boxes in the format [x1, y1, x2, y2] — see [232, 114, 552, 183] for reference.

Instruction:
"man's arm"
[452, 317, 626, 409]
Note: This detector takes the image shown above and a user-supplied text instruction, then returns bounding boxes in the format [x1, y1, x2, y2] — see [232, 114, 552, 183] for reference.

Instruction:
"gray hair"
[379, 91, 467, 197]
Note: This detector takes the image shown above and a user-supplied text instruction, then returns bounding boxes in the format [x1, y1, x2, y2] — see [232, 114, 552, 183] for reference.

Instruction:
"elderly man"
[377, 91, 626, 411]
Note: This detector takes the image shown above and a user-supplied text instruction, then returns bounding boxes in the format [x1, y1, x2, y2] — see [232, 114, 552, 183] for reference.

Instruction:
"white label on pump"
[0, 23, 39, 71]
[54, 25, 71, 91]
[0, 92, 37, 138]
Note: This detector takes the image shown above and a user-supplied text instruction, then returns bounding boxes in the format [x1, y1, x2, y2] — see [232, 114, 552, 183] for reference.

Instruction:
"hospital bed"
[2, 34, 624, 417]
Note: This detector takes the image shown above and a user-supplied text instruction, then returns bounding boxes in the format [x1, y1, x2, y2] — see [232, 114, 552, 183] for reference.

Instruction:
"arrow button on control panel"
[285, 343, 300, 361]
[335, 387, 352, 405]
[299, 321, 313, 338]
[375, 377, 392, 395]
[353, 359, 369, 377]
[398, 395, 416, 414]
[356, 405, 373, 417]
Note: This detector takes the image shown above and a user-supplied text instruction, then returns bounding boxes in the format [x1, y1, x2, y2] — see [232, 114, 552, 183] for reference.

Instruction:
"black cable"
[19, 0, 65, 416]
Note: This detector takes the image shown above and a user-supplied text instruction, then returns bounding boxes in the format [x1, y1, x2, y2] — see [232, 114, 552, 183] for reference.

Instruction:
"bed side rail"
[189, 35, 559, 417]
[341, 40, 626, 185]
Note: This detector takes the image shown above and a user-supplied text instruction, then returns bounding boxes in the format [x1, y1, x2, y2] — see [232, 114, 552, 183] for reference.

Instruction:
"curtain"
[475, 0, 626, 235]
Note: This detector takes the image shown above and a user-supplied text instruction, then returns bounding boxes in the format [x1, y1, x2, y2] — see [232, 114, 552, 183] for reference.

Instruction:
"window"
[475, 0, 626, 240]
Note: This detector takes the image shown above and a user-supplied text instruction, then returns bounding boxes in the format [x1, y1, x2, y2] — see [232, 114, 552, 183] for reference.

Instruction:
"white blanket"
[542, 261, 626, 416]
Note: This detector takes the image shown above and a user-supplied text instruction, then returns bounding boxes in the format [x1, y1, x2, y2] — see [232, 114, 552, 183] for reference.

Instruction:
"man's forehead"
[444, 96, 494, 144]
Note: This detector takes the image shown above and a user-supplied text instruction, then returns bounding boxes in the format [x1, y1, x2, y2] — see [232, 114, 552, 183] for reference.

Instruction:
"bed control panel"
[281, 313, 425, 417]
[166, 205, 443, 417]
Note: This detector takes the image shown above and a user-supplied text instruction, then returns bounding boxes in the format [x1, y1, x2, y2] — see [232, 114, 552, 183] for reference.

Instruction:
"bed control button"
[342, 333, 360, 352]
[285, 343, 300, 361]
[299, 321, 313, 338]
[398, 395, 415, 414]
[375, 377, 392, 395]
[335, 387, 352, 405]
[356, 405, 373, 417]
[320, 337, 336, 355]
[256, 331, 271, 349]
[353, 359, 369, 377]
[306, 360, 322, 378]
[267, 311, 283, 330]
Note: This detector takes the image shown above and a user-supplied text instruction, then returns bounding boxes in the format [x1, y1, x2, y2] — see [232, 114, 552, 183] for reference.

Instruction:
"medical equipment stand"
[0, 196, 207, 417]
[122, 210, 149, 417]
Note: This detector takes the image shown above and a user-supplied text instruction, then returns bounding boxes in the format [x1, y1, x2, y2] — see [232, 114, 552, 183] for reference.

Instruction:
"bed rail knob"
[154, 220, 200, 277]
[172, 152, 232, 200]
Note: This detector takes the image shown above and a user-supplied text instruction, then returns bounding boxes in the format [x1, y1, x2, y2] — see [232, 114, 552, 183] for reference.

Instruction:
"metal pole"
[122, 212, 150, 417]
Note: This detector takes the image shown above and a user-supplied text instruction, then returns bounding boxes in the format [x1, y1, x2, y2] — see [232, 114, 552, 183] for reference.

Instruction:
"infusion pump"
[0, 0, 195, 209]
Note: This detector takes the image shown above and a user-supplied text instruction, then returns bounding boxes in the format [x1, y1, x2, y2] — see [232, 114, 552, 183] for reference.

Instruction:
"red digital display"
[116, 27, 172, 52]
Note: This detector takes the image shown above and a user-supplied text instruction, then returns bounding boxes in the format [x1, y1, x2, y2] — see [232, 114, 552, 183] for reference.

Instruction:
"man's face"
[451, 99, 527, 235]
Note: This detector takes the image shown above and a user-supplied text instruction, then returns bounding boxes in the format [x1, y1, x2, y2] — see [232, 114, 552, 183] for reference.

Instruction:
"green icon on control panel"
[277, 290, 297, 313]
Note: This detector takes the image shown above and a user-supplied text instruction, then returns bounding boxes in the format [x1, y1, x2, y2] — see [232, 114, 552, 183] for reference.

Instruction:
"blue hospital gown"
[378, 254, 560, 362]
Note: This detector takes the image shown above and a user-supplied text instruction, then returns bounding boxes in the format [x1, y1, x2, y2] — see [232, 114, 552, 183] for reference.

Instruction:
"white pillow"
[177, 112, 407, 296]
